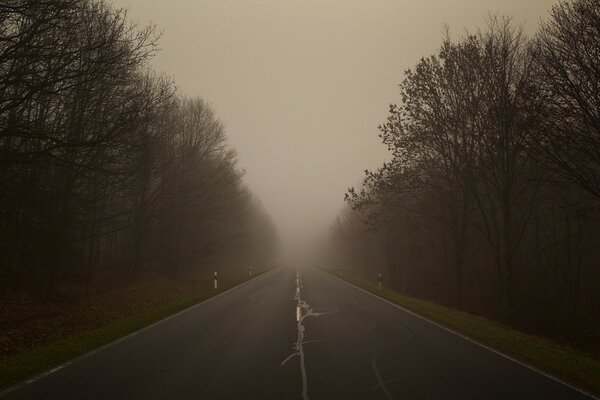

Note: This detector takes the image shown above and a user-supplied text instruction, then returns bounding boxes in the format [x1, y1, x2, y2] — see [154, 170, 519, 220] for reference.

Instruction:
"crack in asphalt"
[281, 270, 338, 400]
[283, 270, 417, 400]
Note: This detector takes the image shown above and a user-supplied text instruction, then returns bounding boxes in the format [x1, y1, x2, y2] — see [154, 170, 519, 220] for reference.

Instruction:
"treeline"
[0, 0, 278, 303]
[331, 0, 599, 344]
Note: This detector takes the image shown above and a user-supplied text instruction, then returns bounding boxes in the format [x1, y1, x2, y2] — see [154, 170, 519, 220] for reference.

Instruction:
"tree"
[533, 0, 600, 197]
[335, 2, 600, 344]
[0, 0, 278, 304]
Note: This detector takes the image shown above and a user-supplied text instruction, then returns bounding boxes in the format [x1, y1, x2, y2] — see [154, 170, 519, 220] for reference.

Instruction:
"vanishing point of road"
[2, 267, 596, 399]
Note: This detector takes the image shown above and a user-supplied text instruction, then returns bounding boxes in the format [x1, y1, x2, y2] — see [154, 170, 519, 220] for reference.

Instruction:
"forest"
[0, 0, 278, 306]
[329, 0, 599, 350]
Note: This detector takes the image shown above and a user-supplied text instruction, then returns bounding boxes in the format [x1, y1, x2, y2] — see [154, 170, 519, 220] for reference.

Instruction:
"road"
[2, 267, 595, 399]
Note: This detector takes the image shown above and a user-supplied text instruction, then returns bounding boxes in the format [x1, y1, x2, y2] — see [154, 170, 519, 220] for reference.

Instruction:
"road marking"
[327, 271, 599, 400]
[0, 269, 277, 398]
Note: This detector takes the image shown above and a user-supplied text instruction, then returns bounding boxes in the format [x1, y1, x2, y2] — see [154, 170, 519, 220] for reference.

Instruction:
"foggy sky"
[110, 0, 556, 260]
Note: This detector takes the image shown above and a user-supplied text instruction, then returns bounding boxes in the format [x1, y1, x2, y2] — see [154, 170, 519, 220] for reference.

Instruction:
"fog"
[110, 0, 555, 261]
[2, 1, 599, 397]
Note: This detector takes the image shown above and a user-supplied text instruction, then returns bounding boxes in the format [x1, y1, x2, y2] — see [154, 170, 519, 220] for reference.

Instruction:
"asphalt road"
[2, 267, 595, 399]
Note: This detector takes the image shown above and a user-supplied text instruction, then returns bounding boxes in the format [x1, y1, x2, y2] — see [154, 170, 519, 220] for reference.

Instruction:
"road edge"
[322, 268, 599, 400]
[0, 267, 277, 398]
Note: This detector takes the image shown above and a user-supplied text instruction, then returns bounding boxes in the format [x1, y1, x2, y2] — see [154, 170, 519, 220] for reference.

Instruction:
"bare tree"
[0, 0, 278, 304]
[533, 0, 600, 197]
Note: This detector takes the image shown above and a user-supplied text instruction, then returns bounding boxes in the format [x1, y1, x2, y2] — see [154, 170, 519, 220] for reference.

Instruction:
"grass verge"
[0, 268, 268, 392]
[332, 270, 600, 396]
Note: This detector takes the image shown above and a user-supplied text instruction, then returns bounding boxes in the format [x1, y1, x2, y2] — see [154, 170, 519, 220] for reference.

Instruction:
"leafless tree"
[533, 0, 600, 197]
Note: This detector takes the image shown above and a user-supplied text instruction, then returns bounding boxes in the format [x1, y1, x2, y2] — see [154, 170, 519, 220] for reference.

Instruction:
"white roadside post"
[249, 265, 252, 278]
[214, 271, 218, 290]
[377, 272, 382, 292]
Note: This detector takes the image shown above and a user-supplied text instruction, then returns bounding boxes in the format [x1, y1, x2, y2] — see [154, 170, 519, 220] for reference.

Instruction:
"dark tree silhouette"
[337, 6, 600, 346]
[0, 0, 278, 305]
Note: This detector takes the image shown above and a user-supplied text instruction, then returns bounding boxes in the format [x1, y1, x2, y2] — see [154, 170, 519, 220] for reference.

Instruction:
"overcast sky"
[110, 0, 556, 260]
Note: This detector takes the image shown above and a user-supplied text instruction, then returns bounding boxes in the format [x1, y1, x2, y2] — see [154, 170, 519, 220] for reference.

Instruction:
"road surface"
[2, 267, 595, 399]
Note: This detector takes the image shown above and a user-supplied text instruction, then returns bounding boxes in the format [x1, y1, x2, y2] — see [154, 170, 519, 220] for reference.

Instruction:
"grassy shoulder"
[332, 270, 600, 395]
[0, 267, 269, 391]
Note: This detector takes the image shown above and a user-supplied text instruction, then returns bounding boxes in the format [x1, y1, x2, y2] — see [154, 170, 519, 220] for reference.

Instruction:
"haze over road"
[110, 0, 557, 260]
[3, 267, 594, 399]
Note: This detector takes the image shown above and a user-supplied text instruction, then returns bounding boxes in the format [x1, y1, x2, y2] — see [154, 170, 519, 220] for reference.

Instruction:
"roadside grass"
[0, 267, 268, 391]
[332, 270, 600, 395]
